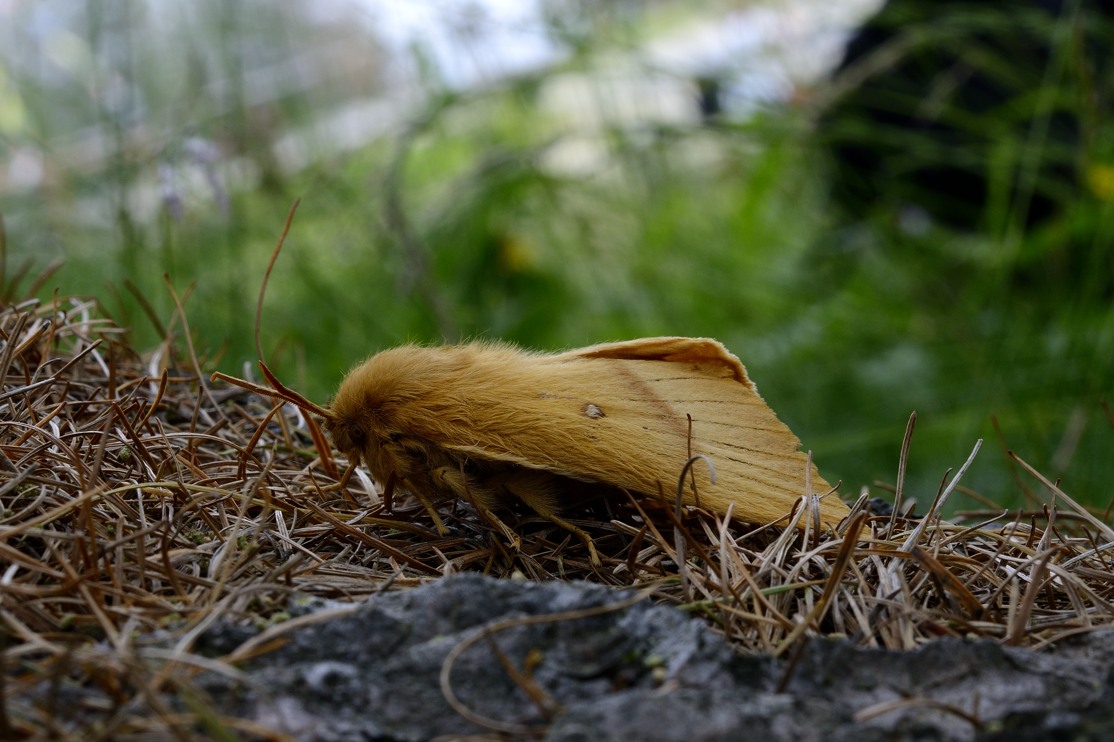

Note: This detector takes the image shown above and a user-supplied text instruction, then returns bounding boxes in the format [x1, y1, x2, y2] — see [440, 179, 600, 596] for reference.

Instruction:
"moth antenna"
[209, 371, 281, 399]
[209, 367, 332, 420]
[209, 367, 340, 480]
[257, 361, 332, 419]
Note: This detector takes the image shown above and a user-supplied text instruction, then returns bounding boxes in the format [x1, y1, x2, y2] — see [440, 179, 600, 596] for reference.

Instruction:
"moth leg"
[431, 466, 522, 552]
[407, 485, 448, 535]
[496, 470, 601, 567]
[320, 461, 358, 493]
[475, 505, 524, 554]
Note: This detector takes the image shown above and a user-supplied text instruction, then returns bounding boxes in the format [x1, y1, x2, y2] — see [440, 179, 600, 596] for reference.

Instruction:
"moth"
[213, 336, 848, 564]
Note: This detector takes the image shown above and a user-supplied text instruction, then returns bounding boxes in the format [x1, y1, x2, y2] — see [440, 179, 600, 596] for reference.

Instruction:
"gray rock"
[195, 575, 1114, 741]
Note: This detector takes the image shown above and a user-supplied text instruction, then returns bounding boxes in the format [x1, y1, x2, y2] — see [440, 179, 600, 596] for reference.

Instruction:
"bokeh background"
[1, 0, 1111, 511]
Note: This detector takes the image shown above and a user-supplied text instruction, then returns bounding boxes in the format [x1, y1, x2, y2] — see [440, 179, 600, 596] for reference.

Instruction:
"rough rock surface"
[195, 574, 1114, 741]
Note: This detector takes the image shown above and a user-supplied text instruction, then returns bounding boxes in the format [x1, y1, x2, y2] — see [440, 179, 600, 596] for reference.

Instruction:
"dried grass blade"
[775, 511, 867, 656]
[135, 369, 170, 430]
[1010, 451, 1114, 541]
[889, 411, 916, 538]
[901, 439, 982, 551]
[1005, 548, 1058, 645]
[908, 545, 985, 618]
[301, 500, 440, 575]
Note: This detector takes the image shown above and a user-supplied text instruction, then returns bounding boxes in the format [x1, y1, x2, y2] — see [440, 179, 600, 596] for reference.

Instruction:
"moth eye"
[387, 432, 403, 443]
[581, 403, 605, 419]
[347, 427, 367, 448]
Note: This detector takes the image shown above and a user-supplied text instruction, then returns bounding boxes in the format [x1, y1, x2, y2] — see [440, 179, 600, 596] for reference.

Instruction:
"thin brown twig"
[255, 198, 301, 365]
[439, 587, 657, 735]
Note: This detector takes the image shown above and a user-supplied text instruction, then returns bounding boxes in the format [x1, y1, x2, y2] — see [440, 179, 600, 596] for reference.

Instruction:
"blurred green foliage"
[1, 1, 1111, 513]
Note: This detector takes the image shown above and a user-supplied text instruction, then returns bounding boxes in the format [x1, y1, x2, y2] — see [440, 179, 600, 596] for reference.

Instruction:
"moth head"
[322, 412, 369, 460]
[323, 368, 392, 463]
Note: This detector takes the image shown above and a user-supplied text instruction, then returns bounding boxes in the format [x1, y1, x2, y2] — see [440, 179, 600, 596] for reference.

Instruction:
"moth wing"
[439, 337, 848, 528]
[560, 336, 751, 385]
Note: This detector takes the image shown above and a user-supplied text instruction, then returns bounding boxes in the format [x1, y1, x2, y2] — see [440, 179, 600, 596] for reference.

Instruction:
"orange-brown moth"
[212, 336, 848, 564]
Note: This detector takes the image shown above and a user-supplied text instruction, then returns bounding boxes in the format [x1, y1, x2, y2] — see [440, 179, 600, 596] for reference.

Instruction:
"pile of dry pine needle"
[2, 294, 1114, 737]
